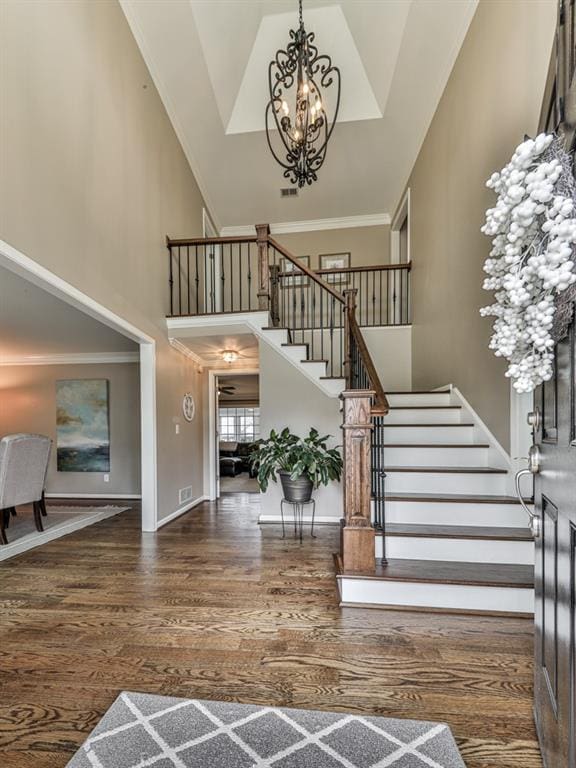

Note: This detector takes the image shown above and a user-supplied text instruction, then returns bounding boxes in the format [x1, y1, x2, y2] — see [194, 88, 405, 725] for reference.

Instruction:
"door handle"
[514, 444, 541, 537]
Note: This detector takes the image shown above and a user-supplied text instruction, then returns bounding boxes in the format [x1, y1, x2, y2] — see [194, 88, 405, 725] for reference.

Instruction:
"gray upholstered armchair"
[0, 434, 52, 545]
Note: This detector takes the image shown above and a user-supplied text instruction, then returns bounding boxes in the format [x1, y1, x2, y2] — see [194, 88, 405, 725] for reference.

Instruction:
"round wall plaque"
[182, 393, 195, 422]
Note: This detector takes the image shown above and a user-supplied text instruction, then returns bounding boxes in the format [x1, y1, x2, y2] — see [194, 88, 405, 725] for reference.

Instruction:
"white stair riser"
[299, 362, 328, 378]
[384, 446, 489, 467]
[261, 329, 288, 346]
[375, 536, 534, 565]
[380, 500, 529, 527]
[385, 409, 461, 425]
[385, 471, 508, 495]
[383, 426, 474, 444]
[281, 345, 309, 364]
[387, 393, 452, 407]
[339, 578, 534, 614]
[321, 378, 346, 397]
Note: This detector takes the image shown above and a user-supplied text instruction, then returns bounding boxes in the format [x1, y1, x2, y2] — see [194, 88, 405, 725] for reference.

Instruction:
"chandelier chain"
[265, 0, 341, 187]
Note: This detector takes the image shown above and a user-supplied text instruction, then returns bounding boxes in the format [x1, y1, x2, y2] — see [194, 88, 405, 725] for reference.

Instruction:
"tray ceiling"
[120, 0, 478, 228]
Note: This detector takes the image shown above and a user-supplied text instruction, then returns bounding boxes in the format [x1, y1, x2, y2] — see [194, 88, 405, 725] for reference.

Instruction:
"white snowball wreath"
[481, 133, 576, 392]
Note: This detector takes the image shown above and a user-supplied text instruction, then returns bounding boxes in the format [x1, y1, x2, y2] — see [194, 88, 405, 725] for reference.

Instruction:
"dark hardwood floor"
[0, 495, 540, 767]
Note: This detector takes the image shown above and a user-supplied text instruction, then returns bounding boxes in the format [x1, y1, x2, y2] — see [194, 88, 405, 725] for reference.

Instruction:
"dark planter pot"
[279, 471, 314, 503]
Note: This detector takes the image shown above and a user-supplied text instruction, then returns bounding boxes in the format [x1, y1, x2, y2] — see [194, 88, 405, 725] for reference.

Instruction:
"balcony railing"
[166, 236, 410, 328]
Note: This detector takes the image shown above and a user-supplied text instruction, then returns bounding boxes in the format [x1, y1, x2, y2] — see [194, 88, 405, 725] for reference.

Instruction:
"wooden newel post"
[256, 223, 271, 313]
[343, 288, 358, 389]
[340, 390, 375, 573]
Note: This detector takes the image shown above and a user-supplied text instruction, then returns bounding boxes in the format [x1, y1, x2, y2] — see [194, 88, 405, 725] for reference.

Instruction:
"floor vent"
[280, 187, 298, 198]
[179, 486, 193, 505]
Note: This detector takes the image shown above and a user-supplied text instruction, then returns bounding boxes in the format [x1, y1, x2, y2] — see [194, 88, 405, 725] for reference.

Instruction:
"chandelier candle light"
[265, 0, 341, 187]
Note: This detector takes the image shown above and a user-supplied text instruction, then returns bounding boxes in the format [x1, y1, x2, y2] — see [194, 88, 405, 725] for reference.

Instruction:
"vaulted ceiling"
[120, 0, 478, 229]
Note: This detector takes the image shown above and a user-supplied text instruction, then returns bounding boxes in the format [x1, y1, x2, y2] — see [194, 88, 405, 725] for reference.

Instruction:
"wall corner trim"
[169, 337, 205, 369]
[0, 352, 140, 367]
[220, 213, 391, 237]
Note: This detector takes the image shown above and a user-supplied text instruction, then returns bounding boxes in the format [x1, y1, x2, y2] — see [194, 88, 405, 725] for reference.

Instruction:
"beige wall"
[0, 0, 207, 521]
[402, 0, 555, 449]
[259, 342, 342, 521]
[0, 363, 140, 496]
[276, 225, 390, 270]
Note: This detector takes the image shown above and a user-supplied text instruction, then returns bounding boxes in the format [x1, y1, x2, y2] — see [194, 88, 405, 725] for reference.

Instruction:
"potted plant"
[250, 427, 343, 503]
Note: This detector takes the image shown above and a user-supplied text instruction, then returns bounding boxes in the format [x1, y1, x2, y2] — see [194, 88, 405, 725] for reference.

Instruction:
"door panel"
[532, 4, 576, 765]
[540, 496, 558, 715]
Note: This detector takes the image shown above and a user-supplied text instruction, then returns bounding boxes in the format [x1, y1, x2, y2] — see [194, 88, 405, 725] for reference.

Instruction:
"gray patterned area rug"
[67, 691, 466, 768]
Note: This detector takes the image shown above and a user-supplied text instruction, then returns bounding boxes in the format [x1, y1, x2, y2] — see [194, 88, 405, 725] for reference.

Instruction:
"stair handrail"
[344, 290, 389, 415]
[266, 236, 346, 305]
[166, 235, 257, 246]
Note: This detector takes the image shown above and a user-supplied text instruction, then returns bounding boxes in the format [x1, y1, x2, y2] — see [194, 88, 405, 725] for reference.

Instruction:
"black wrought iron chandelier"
[265, 0, 341, 188]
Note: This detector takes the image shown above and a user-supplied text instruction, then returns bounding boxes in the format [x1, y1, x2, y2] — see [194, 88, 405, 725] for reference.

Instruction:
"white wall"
[258, 342, 342, 522]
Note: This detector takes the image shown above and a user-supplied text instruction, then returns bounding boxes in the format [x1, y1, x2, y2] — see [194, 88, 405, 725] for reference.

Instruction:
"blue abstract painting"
[56, 379, 110, 472]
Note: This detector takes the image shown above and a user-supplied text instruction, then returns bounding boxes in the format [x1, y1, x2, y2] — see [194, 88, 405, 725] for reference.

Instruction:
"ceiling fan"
[218, 383, 236, 396]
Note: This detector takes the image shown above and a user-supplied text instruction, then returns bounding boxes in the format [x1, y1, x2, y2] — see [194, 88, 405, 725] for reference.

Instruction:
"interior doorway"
[208, 369, 260, 498]
[0, 238, 157, 532]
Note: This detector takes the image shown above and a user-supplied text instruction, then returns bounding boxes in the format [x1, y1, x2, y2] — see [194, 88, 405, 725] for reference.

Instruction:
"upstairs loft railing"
[165, 224, 389, 573]
[165, 234, 411, 329]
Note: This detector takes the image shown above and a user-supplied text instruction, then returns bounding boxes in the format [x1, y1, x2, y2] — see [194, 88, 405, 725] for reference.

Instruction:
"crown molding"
[169, 337, 206, 370]
[220, 213, 391, 237]
[0, 351, 139, 367]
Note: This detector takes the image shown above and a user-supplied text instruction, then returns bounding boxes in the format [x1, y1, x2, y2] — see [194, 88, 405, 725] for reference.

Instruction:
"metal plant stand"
[280, 498, 316, 542]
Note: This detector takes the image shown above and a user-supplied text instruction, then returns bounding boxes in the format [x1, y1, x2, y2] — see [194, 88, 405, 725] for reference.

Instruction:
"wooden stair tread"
[384, 492, 531, 504]
[281, 342, 308, 348]
[379, 524, 533, 541]
[385, 466, 507, 474]
[344, 559, 534, 588]
[386, 390, 451, 395]
[389, 405, 461, 410]
[384, 443, 490, 448]
[301, 358, 328, 364]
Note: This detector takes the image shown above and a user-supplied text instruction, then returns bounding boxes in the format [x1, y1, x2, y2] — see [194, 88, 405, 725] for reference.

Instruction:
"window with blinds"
[219, 407, 260, 442]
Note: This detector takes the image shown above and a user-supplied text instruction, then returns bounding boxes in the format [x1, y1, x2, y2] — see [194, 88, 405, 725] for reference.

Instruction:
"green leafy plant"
[250, 427, 342, 492]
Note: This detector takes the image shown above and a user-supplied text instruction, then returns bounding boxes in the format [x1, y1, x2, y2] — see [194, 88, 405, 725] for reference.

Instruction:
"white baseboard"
[157, 495, 208, 528]
[45, 493, 141, 499]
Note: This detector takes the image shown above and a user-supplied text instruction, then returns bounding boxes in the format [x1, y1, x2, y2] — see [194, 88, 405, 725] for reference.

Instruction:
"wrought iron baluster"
[178, 246, 182, 316]
[186, 246, 190, 315]
[195, 246, 199, 314]
[168, 245, 174, 316]
[229, 243, 233, 312]
[239, 243, 243, 311]
[247, 243, 253, 310]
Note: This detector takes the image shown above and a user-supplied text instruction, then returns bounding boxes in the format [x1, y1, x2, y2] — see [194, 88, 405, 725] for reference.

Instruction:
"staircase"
[336, 389, 535, 615]
[164, 225, 534, 617]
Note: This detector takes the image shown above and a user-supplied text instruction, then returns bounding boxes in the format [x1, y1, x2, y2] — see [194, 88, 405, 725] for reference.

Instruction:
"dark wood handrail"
[347, 305, 389, 415]
[316, 262, 411, 275]
[166, 235, 257, 247]
[268, 236, 346, 304]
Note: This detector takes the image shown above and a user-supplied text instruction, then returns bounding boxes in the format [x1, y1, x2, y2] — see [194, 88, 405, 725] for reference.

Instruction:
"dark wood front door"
[533, 4, 576, 766]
